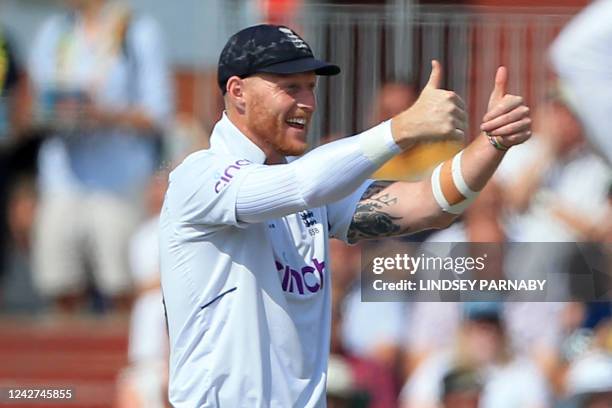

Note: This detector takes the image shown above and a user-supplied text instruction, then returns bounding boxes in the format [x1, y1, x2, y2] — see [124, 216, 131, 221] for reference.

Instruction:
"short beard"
[246, 96, 307, 157]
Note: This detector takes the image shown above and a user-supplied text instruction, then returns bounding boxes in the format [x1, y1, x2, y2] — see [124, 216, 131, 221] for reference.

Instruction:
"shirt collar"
[210, 112, 267, 164]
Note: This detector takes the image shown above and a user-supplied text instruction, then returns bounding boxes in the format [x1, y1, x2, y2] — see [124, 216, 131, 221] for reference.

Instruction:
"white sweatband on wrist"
[358, 120, 401, 166]
[451, 151, 478, 199]
[431, 163, 451, 210]
[431, 152, 477, 215]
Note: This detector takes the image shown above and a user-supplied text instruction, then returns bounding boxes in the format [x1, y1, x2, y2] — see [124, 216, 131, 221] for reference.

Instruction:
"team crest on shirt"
[299, 210, 317, 227]
[299, 210, 321, 236]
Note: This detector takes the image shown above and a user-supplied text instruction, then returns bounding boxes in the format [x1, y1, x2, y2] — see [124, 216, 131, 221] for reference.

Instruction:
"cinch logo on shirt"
[275, 258, 326, 295]
[214, 159, 252, 193]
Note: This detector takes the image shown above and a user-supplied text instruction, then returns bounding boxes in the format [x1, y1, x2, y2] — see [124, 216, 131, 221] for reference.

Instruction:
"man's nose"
[297, 90, 316, 113]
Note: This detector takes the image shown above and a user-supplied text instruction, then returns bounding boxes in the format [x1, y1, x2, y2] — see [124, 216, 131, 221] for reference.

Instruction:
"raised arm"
[236, 61, 468, 224]
[347, 66, 532, 243]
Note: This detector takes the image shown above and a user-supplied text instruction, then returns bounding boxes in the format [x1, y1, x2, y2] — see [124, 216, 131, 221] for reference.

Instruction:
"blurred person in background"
[404, 301, 563, 397]
[550, 0, 612, 166]
[497, 94, 611, 244]
[330, 238, 404, 404]
[401, 221, 465, 379]
[27, 0, 173, 314]
[400, 302, 550, 408]
[115, 114, 203, 408]
[116, 171, 169, 408]
[559, 351, 612, 408]
[0, 25, 19, 142]
[330, 238, 406, 396]
[0, 25, 21, 280]
[0, 177, 42, 312]
[559, 303, 612, 373]
[326, 354, 364, 408]
[440, 367, 483, 408]
[441, 91, 611, 383]
[330, 284, 397, 408]
[0, 26, 44, 312]
[403, 300, 462, 376]
[550, 7, 612, 315]
[496, 95, 611, 368]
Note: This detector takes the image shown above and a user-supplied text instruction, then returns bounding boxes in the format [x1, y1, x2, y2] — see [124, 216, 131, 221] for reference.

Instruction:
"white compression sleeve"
[236, 121, 400, 223]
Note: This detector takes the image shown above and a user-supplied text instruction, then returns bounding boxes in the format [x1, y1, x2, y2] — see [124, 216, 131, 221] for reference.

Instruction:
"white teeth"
[286, 118, 306, 126]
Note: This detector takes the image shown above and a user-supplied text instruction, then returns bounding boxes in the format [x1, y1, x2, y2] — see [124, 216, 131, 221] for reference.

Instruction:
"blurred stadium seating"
[0, 317, 128, 407]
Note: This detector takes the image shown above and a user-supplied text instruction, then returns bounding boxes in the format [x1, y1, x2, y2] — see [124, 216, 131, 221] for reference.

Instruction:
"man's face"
[242, 72, 316, 158]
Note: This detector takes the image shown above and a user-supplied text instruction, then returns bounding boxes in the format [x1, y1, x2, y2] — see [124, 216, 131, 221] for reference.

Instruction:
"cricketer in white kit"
[160, 111, 371, 407]
[160, 24, 533, 407]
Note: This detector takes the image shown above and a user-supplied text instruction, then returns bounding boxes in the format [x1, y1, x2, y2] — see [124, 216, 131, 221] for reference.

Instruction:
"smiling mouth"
[286, 117, 307, 130]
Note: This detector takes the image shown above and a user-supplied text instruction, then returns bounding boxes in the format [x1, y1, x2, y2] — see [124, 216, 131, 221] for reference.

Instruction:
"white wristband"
[358, 120, 401, 166]
[451, 151, 478, 199]
[431, 163, 450, 210]
[431, 158, 476, 215]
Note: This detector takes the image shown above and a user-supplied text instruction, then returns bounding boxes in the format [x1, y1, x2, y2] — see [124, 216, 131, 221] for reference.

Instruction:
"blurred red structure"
[0, 318, 128, 408]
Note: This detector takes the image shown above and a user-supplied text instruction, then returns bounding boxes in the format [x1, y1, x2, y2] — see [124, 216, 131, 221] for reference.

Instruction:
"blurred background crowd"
[0, 0, 611, 407]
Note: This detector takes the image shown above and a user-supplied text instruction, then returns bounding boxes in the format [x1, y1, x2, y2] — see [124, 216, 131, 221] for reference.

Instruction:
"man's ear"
[226, 76, 246, 113]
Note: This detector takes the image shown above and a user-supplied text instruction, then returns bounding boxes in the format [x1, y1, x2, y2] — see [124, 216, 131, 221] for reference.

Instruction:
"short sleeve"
[326, 179, 374, 242]
[165, 152, 260, 232]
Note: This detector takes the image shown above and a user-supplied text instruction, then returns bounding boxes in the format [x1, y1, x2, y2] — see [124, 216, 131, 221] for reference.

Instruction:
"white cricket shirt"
[160, 114, 371, 407]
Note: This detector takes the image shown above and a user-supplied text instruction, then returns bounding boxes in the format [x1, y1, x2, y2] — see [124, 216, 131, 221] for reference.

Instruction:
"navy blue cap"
[217, 24, 340, 94]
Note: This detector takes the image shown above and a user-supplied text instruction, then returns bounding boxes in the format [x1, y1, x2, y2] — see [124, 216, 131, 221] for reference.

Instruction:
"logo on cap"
[278, 27, 309, 50]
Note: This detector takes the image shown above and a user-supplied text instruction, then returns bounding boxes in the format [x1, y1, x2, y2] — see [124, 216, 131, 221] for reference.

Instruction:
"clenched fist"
[391, 60, 468, 149]
[481, 67, 532, 149]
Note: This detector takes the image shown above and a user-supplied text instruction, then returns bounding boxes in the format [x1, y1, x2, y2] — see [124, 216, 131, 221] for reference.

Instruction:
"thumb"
[488, 66, 508, 108]
[425, 60, 442, 89]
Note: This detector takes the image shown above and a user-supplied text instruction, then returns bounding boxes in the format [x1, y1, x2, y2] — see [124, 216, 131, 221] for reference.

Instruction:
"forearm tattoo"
[347, 181, 407, 243]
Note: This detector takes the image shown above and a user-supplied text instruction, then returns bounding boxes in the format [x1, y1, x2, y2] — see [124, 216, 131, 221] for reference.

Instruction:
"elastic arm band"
[431, 151, 479, 215]
[451, 151, 478, 199]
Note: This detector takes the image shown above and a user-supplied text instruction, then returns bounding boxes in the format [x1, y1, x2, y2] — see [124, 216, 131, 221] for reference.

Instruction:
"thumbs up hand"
[487, 66, 508, 111]
[391, 60, 468, 149]
[425, 59, 443, 89]
[480, 67, 532, 149]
